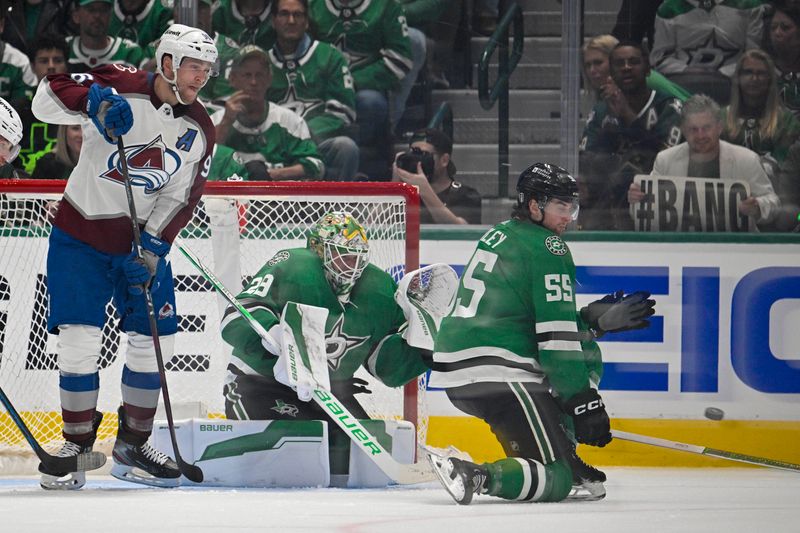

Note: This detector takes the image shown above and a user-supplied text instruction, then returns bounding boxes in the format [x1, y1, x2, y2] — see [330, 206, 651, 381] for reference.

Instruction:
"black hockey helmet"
[516, 162, 580, 219]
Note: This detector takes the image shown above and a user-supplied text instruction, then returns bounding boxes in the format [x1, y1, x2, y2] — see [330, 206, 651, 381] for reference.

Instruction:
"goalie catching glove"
[395, 264, 459, 351]
[581, 290, 655, 338]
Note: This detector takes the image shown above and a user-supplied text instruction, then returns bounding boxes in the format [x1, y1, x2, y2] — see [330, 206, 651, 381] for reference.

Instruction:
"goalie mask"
[307, 212, 369, 301]
[156, 24, 219, 105]
[0, 97, 23, 164]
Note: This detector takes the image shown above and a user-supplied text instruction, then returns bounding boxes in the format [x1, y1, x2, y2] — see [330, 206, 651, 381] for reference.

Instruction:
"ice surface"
[0, 468, 798, 533]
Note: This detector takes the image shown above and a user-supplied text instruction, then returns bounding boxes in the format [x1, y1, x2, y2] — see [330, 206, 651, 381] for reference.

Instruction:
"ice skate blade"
[568, 480, 606, 501]
[40, 471, 86, 491]
[110, 463, 181, 488]
[427, 453, 473, 505]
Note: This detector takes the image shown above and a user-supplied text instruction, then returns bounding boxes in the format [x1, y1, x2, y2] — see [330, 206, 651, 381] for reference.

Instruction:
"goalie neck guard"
[307, 211, 370, 302]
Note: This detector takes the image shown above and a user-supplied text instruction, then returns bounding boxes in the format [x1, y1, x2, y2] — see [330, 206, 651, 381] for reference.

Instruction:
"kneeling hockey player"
[427, 163, 655, 504]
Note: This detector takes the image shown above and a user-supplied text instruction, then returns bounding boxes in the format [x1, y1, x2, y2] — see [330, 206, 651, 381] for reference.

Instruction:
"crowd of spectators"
[580, 0, 800, 232]
[3, 0, 800, 230]
[0, 0, 479, 225]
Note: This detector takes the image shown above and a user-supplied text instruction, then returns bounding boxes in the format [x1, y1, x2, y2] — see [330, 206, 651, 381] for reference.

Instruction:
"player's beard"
[177, 83, 200, 105]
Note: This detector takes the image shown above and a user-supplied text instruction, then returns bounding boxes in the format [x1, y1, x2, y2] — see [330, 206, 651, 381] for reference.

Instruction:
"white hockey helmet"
[0, 97, 23, 163]
[156, 24, 218, 103]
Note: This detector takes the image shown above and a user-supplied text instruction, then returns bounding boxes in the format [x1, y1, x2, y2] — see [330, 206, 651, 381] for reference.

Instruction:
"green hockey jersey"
[66, 36, 149, 72]
[0, 42, 38, 101]
[431, 219, 602, 402]
[721, 106, 800, 164]
[267, 38, 356, 142]
[221, 248, 428, 387]
[580, 89, 683, 164]
[212, 102, 324, 178]
[208, 143, 248, 181]
[310, 0, 413, 93]
[211, 0, 275, 50]
[109, 0, 173, 48]
[200, 32, 241, 101]
[777, 70, 800, 120]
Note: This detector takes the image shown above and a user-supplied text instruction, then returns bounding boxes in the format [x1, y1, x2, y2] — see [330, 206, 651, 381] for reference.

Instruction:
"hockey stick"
[612, 430, 800, 473]
[174, 237, 436, 484]
[0, 386, 107, 473]
[116, 138, 203, 483]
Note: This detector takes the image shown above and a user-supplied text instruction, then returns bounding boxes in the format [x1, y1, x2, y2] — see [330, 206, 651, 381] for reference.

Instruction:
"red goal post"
[0, 179, 423, 467]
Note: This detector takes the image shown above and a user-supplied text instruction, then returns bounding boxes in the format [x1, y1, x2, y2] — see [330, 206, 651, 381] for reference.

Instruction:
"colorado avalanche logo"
[101, 136, 181, 194]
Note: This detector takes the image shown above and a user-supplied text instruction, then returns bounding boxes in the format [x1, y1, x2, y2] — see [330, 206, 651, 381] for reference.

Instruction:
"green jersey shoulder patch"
[545, 235, 568, 256]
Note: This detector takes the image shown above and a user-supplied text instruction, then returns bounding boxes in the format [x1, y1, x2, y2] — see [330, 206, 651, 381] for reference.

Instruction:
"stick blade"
[179, 460, 204, 483]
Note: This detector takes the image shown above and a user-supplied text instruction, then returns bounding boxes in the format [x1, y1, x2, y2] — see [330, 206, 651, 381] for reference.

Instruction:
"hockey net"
[0, 180, 424, 472]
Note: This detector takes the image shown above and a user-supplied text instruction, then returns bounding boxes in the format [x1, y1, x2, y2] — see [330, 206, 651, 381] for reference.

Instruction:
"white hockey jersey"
[32, 64, 215, 255]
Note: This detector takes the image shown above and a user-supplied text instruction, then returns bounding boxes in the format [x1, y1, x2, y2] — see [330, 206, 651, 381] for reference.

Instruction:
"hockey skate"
[427, 453, 488, 505]
[110, 407, 180, 487]
[39, 410, 104, 491]
[567, 444, 606, 501]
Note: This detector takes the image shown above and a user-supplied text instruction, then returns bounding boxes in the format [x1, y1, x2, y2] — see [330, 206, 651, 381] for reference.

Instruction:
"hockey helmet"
[156, 24, 218, 102]
[516, 162, 580, 220]
[307, 211, 370, 299]
[0, 97, 23, 164]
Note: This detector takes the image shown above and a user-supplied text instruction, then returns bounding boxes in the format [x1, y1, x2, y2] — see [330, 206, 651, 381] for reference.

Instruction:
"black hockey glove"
[333, 377, 372, 400]
[581, 290, 655, 338]
[563, 389, 612, 447]
[244, 160, 272, 181]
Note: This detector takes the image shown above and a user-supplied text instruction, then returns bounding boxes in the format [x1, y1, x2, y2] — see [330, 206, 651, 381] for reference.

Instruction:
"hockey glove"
[581, 290, 655, 338]
[244, 160, 272, 181]
[344, 377, 372, 397]
[87, 83, 133, 143]
[563, 389, 612, 447]
[123, 232, 170, 295]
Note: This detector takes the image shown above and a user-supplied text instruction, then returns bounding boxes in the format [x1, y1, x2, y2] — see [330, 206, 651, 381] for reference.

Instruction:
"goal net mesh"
[0, 181, 424, 472]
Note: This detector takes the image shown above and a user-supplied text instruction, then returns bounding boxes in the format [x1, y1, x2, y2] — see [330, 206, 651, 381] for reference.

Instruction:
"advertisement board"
[419, 232, 800, 421]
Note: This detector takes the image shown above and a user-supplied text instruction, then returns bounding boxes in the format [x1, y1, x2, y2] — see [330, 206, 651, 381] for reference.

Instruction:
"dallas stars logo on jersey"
[545, 236, 567, 256]
[309, 0, 412, 92]
[325, 315, 369, 371]
[268, 40, 356, 140]
[271, 399, 299, 417]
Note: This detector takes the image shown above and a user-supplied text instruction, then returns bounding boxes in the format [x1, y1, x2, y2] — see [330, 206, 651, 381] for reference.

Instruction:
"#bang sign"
[631, 175, 755, 232]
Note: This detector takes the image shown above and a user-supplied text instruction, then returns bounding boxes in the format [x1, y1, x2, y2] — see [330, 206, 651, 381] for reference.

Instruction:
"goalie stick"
[117, 138, 203, 483]
[0, 386, 107, 473]
[612, 430, 800, 473]
[174, 237, 437, 485]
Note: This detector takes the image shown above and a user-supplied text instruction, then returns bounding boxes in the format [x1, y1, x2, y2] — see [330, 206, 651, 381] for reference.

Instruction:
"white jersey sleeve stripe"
[434, 345, 543, 368]
[537, 339, 583, 352]
[535, 320, 578, 333]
